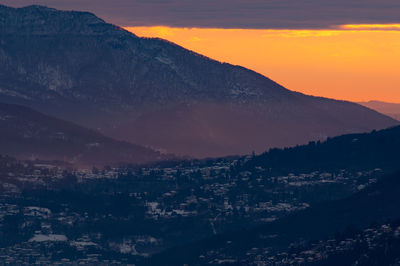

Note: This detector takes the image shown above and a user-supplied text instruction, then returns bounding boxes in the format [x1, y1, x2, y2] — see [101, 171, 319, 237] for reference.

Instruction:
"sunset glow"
[126, 26, 400, 102]
[339, 24, 400, 30]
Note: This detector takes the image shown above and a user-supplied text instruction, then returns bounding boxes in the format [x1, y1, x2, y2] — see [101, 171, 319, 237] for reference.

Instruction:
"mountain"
[358, 100, 400, 121]
[148, 170, 400, 265]
[0, 102, 165, 166]
[0, 4, 398, 158]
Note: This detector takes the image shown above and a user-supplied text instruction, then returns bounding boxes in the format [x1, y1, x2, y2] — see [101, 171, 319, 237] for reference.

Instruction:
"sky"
[2, 0, 400, 102]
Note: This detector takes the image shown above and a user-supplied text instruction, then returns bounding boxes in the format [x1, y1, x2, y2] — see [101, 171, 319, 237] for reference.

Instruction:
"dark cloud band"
[1, 0, 400, 29]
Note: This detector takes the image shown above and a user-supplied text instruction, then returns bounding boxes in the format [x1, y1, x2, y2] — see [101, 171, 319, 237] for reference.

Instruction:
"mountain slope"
[0, 4, 398, 157]
[359, 100, 400, 121]
[0, 102, 165, 166]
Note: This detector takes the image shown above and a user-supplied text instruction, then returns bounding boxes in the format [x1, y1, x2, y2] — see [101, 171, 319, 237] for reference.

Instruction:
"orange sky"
[125, 26, 400, 103]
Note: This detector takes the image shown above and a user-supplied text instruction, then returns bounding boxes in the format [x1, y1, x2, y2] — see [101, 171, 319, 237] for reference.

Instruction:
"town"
[0, 155, 384, 264]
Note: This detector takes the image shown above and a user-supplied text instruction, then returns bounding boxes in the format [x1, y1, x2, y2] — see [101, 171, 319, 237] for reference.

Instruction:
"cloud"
[262, 30, 341, 38]
[339, 24, 400, 31]
[2, 0, 400, 29]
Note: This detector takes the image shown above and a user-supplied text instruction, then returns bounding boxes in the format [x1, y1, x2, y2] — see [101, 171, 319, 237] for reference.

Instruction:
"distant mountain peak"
[362, 100, 400, 105]
[358, 100, 400, 121]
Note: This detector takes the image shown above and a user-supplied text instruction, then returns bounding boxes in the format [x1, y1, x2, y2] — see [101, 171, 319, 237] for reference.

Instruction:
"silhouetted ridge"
[0, 102, 166, 166]
[242, 125, 400, 173]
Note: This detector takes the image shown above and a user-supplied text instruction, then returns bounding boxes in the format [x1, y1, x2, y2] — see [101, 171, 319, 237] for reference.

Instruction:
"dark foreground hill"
[0, 102, 165, 166]
[0, 4, 398, 157]
[241, 125, 400, 174]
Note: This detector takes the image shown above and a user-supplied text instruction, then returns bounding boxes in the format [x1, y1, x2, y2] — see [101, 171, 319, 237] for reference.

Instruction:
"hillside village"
[0, 155, 384, 264]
